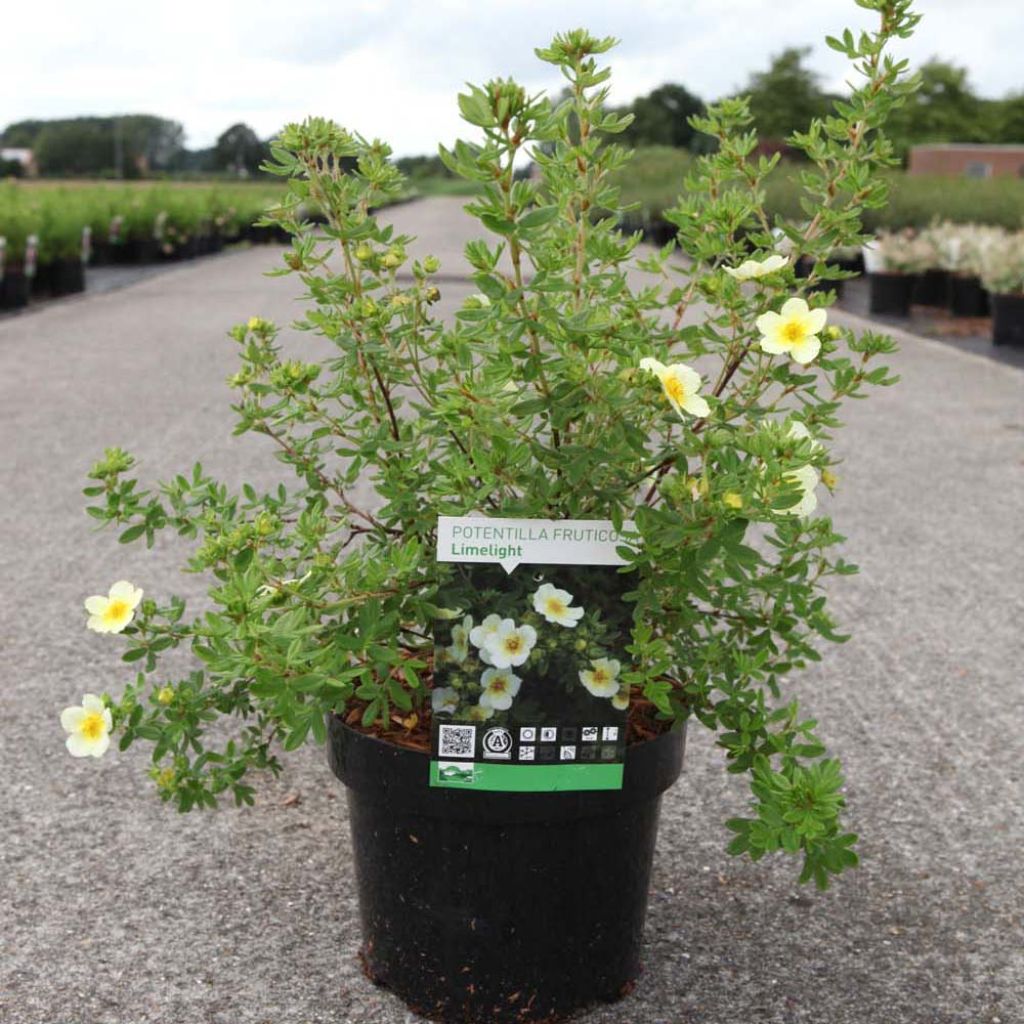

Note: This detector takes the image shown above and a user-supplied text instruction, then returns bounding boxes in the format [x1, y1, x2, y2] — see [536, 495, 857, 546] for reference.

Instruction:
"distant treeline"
[0, 117, 271, 178]
[4, 50, 1021, 180]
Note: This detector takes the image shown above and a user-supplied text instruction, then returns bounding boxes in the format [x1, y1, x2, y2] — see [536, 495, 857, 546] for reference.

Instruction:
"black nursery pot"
[912, 268, 947, 307]
[991, 293, 1024, 347]
[327, 717, 685, 1024]
[49, 258, 85, 296]
[0, 268, 30, 309]
[868, 271, 915, 316]
[947, 274, 990, 317]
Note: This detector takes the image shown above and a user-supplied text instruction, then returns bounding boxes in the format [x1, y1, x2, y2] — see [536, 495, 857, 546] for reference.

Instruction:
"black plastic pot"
[947, 274, 990, 318]
[868, 272, 915, 316]
[991, 293, 1024, 347]
[912, 268, 947, 307]
[48, 258, 85, 296]
[0, 268, 30, 310]
[327, 717, 685, 1024]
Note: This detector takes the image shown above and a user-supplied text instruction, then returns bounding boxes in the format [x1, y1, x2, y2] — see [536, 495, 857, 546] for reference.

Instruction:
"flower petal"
[790, 336, 822, 364]
[759, 337, 788, 355]
[639, 357, 665, 375]
[755, 311, 782, 336]
[81, 693, 105, 713]
[60, 706, 86, 732]
[682, 393, 711, 417]
[84, 596, 108, 615]
[780, 296, 809, 318]
[805, 307, 828, 334]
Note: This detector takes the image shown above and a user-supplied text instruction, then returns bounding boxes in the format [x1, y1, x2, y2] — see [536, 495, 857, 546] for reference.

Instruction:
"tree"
[742, 47, 831, 143]
[885, 59, 987, 155]
[34, 119, 112, 176]
[213, 123, 267, 177]
[619, 83, 704, 150]
[1, 120, 47, 148]
[992, 93, 1024, 144]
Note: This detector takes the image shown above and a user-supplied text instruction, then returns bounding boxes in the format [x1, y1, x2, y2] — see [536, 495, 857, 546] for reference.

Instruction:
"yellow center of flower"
[782, 321, 806, 345]
[489, 678, 508, 694]
[104, 599, 130, 623]
[79, 712, 106, 741]
[663, 377, 685, 402]
[545, 597, 566, 616]
[502, 636, 522, 653]
[591, 668, 610, 685]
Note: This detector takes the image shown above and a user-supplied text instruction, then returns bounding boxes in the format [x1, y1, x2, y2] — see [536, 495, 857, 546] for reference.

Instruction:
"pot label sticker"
[430, 517, 637, 792]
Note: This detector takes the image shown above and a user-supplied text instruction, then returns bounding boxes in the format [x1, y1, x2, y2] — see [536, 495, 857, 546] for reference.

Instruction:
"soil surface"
[1, 197, 1021, 1024]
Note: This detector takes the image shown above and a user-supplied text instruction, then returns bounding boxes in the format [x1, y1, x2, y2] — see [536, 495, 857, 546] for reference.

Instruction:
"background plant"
[78, 0, 920, 889]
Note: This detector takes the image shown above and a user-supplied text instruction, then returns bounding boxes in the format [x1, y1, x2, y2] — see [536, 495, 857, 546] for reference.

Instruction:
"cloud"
[2, 0, 1022, 155]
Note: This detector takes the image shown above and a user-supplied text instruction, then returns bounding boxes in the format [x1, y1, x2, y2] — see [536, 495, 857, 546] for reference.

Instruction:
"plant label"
[430, 516, 638, 791]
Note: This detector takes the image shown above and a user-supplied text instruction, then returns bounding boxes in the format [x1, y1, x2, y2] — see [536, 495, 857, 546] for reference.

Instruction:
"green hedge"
[613, 147, 1024, 233]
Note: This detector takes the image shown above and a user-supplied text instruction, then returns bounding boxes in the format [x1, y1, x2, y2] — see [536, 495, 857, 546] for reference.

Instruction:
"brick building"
[908, 144, 1024, 179]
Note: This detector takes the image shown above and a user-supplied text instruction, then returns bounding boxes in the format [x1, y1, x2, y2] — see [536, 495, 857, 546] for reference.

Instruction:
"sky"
[3, 0, 1023, 156]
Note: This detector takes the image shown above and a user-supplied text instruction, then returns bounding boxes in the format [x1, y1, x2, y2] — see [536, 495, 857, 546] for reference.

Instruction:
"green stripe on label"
[430, 760, 624, 791]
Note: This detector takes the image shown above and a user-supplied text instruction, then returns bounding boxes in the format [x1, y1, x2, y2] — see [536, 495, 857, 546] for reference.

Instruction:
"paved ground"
[2, 197, 1022, 1024]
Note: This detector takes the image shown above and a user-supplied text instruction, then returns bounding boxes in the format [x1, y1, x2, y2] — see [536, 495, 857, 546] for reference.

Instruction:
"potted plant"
[65, 6, 919, 1023]
[910, 222, 947, 306]
[864, 229, 930, 315]
[980, 231, 1024, 346]
[36, 191, 87, 297]
[938, 223, 1002, 317]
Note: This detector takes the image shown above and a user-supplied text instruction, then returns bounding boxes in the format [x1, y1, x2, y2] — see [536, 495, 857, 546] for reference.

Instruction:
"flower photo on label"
[532, 583, 584, 627]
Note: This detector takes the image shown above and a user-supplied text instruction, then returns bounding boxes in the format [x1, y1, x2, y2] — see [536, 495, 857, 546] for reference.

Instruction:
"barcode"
[438, 724, 476, 758]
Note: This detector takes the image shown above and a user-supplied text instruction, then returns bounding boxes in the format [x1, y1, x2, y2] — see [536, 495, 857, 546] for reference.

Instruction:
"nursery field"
[1, 197, 1021, 1024]
[0, 180, 286, 308]
[613, 146, 1024, 232]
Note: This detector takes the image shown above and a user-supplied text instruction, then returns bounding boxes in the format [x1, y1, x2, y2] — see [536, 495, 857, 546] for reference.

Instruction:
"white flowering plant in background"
[74, 0, 920, 889]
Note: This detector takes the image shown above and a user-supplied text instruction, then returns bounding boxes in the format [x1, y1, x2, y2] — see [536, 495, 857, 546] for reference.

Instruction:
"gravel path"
[2, 197, 1021, 1024]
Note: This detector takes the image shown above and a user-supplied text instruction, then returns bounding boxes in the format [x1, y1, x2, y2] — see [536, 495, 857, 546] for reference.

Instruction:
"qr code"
[438, 724, 476, 759]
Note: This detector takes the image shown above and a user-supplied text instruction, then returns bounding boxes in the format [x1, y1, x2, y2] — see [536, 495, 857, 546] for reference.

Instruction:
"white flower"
[755, 297, 827, 365]
[85, 580, 144, 634]
[724, 253, 789, 281]
[479, 667, 522, 710]
[611, 688, 630, 711]
[467, 703, 495, 722]
[447, 615, 472, 663]
[484, 620, 538, 669]
[469, 614, 503, 651]
[639, 358, 710, 419]
[579, 658, 621, 698]
[431, 687, 460, 715]
[532, 583, 584, 628]
[60, 694, 113, 758]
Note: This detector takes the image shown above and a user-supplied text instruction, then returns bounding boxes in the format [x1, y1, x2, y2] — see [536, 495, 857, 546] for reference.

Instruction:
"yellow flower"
[756, 297, 827, 364]
[247, 316, 262, 331]
[85, 580, 143, 634]
[157, 686, 175, 706]
[579, 657, 622, 698]
[822, 468, 839, 491]
[724, 492, 743, 510]
[724, 254, 788, 281]
[60, 694, 112, 758]
[639, 358, 710, 419]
